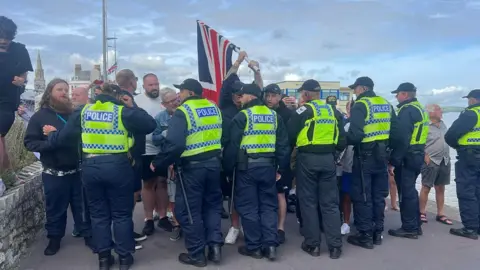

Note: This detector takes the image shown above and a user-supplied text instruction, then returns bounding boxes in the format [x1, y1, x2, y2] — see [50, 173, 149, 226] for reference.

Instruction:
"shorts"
[0, 110, 15, 137]
[167, 179, 176, 203]
[421, 160, 451, 188]
[133, 158, 142, 192]
[141, 155, 168, 181]
[341, 172, 352, 194]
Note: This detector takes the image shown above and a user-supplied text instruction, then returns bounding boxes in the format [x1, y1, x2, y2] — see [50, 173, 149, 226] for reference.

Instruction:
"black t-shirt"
[0, 42, 33, 112]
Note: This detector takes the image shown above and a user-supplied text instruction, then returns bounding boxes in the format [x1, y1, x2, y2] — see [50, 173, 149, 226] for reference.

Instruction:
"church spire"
[34, 50, 46, 92]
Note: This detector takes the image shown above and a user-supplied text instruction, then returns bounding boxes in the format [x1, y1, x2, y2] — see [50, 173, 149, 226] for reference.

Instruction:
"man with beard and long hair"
[135, 73, 174, 235]
[24, 78, 92, 256]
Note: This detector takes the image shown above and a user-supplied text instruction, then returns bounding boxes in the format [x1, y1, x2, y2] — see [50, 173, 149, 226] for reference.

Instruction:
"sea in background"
[415, 112, 459, 209]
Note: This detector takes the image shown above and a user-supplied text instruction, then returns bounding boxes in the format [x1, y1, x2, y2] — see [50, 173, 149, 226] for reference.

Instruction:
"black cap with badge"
[326, 95, 338, 106]
[264, 83, 282, 95]
[463, 89, 480, 99]
[391, 82, 417, 94]
[236, 83, 262, 98]
[349, 76, 374, 89]
[173, 78, 203, 96]
[298, 79, 322, 92]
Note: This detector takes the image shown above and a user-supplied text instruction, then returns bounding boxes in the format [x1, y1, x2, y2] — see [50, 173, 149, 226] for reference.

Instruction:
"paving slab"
[19, 202, 479, 270]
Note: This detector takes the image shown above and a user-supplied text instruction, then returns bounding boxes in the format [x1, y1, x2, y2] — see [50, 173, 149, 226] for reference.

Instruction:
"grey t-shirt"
[135, 93, 165, 155]
[425, 120, 450, 165]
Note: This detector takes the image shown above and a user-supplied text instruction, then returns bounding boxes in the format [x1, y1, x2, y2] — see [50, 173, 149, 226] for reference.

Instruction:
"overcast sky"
[6, 0, 480, 106]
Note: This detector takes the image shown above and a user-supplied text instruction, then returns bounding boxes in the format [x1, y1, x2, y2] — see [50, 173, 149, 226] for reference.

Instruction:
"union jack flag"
[197, 20, 237, 104]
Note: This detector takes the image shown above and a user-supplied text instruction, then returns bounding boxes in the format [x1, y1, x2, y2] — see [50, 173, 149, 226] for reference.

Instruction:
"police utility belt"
[236, 152, 275, 170]
[43, 168, 80, 176]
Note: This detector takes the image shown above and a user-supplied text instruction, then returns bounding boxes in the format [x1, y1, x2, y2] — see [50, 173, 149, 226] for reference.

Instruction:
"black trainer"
[133, 231, 147, 242]
[450, 227, 479, 240]
[178, 253, 207, 267]
[142, 220, 155, 236]
[278, 229, 286, 244]
[44, 238, 61, 256]
[157, 217, 174, 232]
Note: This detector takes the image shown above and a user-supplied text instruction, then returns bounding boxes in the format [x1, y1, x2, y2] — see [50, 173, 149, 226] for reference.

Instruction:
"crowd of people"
[2, 15, 480, 270]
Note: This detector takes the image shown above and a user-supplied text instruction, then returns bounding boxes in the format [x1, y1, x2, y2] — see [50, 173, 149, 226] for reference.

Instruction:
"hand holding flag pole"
[232, 46, 260, 72]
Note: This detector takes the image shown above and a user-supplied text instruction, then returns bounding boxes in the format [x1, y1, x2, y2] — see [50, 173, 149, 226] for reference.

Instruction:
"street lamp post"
[102, 0, 108, 81]
[107, 33, 118, 79]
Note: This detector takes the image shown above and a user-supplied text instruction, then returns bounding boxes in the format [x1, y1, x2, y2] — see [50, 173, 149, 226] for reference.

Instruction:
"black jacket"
[288, 100, 346, 154]
[223, 98, 291, 175]
[273, 101, 293, 126]
[46, 94, 156, 154]
[24, 107, 79, 171]
[445, 103, 480, 151]
[389, 98, 425, 166]
[119, 90, 146, 158]
[152, 96, 221, 170]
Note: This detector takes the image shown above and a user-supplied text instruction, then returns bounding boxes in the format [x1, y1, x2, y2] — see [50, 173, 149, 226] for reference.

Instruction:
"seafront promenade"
[19, 200, 479, 270]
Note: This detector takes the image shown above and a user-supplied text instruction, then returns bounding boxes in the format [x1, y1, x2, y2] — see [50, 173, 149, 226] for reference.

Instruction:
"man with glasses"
[0, 16, 33, 177]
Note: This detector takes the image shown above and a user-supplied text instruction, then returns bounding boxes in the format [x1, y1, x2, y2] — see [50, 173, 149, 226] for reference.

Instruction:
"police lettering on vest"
[371, 105, 391, 114]
[196, 107, 218, 118]
[253, 114, 275, 124]
[84, 111, 114, 122]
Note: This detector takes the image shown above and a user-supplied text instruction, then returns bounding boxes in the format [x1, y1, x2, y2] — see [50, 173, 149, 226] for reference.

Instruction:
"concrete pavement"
[19, 202, 480, 270]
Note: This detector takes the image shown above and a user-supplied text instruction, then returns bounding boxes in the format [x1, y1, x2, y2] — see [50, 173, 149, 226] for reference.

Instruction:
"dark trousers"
[235, 164, 278, 250]
[296, 152, 341, 248]
[175, 161, 223, 258]
[82, 154, 135, 256]
[351, 155, 389, 233]
[394, 152, 423, 232]
[455, 156, 480, 230]
[42, 172, 90, 239]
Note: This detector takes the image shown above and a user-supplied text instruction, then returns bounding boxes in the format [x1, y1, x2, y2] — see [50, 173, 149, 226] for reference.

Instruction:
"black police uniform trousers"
[394, 151, 423, 232]
[42, 171, 91, 239]
[351, 152, 389, 234]
[455, 150, 480, 231]
[296, 152, 342, 248]
[235, 162, 278, 251]
[175, 159, 223, 259]
[82, 154, 135, 257]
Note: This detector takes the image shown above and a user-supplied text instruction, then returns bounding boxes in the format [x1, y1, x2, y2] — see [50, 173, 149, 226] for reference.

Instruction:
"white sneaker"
[225, 227, 240, 244]
[341, 223, 350, 235]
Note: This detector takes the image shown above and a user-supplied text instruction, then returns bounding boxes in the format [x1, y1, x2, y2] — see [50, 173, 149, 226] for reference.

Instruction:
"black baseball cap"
[391, 82, 417, 94]
[236, 83, 262, 97]
[264, 83, 282, 94]
[173, 78, 203, 95]
[326, 95, 337, 106]
[349, 76, 374, 89]
[463, 89, 480, 99]
[298, 79, 321, 92]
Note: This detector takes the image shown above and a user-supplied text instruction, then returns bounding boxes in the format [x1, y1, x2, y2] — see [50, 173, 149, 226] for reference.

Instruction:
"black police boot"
[388, 228, 419, 239]
[98, 252, 114, 270]
[44, 237, 61, 256]
[449, 227, 479, 240]
[178, 252, 207, 267]
[347, 232, 374, 249]
[373, 232, 383, 245]
[301, 242, 320, 257]
[329, 247, 342, 259]
[207, 244, 222, 264]
[277, 229, 286, 244]
[262, 246, 277, 261]
[118, 254, 134, 270]
[238, 246, 263, 259]
[221, 206, 229, 219]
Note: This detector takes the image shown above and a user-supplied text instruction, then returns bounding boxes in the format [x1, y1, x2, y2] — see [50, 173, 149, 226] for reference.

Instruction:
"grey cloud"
[272, 29, 288, 40]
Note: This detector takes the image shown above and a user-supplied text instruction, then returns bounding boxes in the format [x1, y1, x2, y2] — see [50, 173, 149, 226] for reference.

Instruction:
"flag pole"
[102, 0, 108, 81]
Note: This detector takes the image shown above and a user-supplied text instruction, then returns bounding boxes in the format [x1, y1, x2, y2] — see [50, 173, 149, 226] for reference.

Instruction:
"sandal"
[436, 215, 453, 225]
[420, 213, 428, 223]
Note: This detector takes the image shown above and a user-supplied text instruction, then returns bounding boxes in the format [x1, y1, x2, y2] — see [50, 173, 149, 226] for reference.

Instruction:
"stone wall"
[0, 162, 44, 270]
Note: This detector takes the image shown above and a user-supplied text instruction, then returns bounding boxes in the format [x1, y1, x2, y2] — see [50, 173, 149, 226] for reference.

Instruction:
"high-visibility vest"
[239, 105, 277, 154]
[458, 107, 480, 146]
[296, 100, 338, 146]
[81, 101, 133, 154]
[398, 100, 429, 145]
[177, 98, 222, 157]
[356, 96, 392, 143]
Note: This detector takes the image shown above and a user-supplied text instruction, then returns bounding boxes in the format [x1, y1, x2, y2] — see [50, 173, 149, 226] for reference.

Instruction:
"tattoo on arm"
[225, 62, 240, 78]
[254, 72, 263, 89]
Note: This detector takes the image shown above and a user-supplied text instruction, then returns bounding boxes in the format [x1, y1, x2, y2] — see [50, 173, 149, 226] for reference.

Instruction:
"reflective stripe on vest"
[81, 101, 132, 154]
[458, 108, 480, 145]
[177, 99, 222, 157]
[296, 100, 338, 147]
[356, 96, 392, 143]
[399, 100, 429, 145]
[239, 105, 277, 154]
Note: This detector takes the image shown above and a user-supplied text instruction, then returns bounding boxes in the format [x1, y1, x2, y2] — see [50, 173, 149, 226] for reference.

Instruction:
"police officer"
[344, 77, 396, 249]
[287, 79, 345, 259]
[445, 89, 480, 240]
[223, 83, 290, 261]
[263, 83, 293, 244]
[150, 78, 224, 267]
[44, 83, 156, 270]
[388, 82, 428, 239]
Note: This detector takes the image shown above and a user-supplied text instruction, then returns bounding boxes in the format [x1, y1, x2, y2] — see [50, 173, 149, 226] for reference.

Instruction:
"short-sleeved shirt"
[0, 42, 33, 111]
[135, 93, 165, 155]
[425, 120, 450, 165]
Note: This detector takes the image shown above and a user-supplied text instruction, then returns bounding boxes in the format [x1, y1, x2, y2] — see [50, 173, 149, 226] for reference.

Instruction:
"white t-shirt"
[135, 93, 165, 155]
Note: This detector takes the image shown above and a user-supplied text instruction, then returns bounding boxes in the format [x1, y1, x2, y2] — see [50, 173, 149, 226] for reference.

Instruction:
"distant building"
[274, 80, 353, 110]
[33, 51, 46, 92]
[20, 50, 46, 111]
[69, 64, 102, 93]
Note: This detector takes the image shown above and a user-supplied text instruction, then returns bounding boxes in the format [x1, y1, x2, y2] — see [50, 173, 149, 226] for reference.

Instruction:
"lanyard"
[56, 113, 67, 124]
